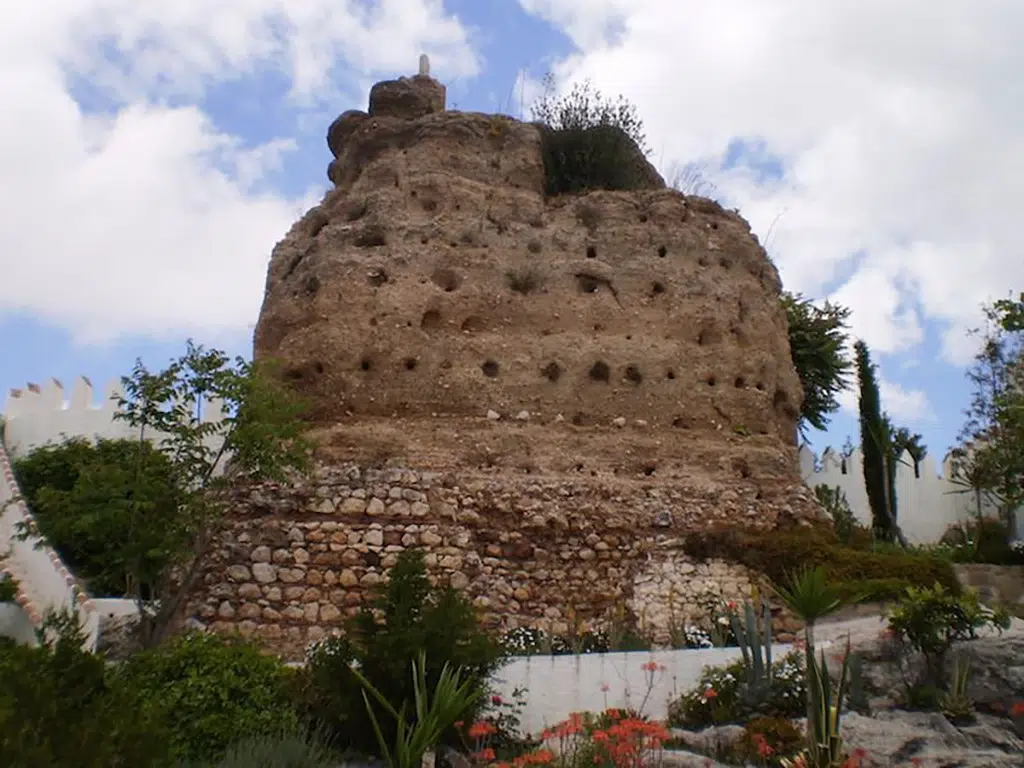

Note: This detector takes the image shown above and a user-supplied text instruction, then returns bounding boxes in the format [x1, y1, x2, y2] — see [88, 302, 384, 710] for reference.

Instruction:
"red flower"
[475, 748, 496, 762]
[1011, 700, 1024, 716]
[492, 695, 503, 706]
[702, 688, 718, 700]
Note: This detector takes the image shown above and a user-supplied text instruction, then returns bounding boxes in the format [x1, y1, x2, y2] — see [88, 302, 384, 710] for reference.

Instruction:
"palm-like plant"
[769, 565, 849, 651]
[350, 651, 484, 768]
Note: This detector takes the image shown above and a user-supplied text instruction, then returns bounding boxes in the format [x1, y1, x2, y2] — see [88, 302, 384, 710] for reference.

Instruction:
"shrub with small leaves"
[885, 583, 1010, 692]
[735, 716, 804, 767]
[530, 74, 655, 196]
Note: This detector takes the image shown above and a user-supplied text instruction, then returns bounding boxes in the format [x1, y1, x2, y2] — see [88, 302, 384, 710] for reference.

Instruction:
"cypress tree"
[855, 341, 891, 541]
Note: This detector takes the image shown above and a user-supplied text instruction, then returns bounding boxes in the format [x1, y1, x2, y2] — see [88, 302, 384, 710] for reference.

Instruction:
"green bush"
[13, 437, 185, 598]
[0, 610, 170, 767]
[114, 630, 302, 764]
[297, 549, 505, 756]
[530, 76, 655, 196]
[943, 518, 1024, 565]
[683, 524, 960, 600]
[667, 652, 806, 729]
[885, 583, 1010, 691]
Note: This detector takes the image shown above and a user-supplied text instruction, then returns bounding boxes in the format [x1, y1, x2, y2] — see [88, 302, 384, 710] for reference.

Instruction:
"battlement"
[3, 376, 227, 459]
[797, 444, 1021, 544]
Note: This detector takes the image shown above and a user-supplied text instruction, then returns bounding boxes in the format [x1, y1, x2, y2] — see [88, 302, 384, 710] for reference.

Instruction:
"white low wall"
[492, 644, 800, 734]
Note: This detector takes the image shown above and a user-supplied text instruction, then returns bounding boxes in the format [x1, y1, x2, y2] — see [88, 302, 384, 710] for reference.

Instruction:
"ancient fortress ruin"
[186, 64, 823, 658]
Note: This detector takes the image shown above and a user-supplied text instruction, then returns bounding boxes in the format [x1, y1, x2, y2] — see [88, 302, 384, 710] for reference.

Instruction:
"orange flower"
[469, 721, 498, 739]
[754, 734, 774, 758]
[702, 687, 718, 700]
[641, 660, 659, 672]
[474, 748, 496, 762]
[1011, 700, 1024, 716]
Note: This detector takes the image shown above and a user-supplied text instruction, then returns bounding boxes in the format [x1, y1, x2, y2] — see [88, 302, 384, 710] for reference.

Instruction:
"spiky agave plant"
[351, 651, 484, 768]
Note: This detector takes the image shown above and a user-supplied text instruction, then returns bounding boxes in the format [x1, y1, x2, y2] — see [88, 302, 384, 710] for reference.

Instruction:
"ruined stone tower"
[193, 65, 820, 658]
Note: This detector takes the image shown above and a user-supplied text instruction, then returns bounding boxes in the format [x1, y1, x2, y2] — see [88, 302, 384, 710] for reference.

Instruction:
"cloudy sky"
[1, 0, 1021, 468]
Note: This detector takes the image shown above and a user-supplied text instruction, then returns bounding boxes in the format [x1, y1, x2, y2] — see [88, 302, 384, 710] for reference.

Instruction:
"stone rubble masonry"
[188, 463, 816, 660]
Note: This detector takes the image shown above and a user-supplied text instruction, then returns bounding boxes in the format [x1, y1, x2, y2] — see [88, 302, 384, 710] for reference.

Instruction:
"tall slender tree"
[854, 341, 908, 546]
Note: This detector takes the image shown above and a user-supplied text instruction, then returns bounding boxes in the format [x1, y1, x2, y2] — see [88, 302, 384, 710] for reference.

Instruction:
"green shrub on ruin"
[531, 75, 655, 196]
[682, 524, 959, 602]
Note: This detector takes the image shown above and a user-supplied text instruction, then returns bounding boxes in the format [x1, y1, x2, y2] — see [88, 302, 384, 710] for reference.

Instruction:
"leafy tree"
[855, 341, 908, 546]
[530, 74, 653, 195]
[781, 292, 853, 435]
[17, 341, 310, 647]
[956, 292, 1024, 535]
[14, 438, 184, 599]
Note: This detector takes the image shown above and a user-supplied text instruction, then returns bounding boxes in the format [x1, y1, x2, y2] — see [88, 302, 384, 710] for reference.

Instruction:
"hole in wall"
[370, 317, 378, 327]
[431, 268, 461, 292]
[706, 375, 717, 387]
[672, 416, 690, 429]
[657, 245, 667, 258]
[710, 221, 719, 230]
[734, 376, 746, 388]
[314, 362, 325, 375]
[403, 358, 417, 371]
[461, 316, 485, 332]
[650, 281, 666, 296]
[360, 358, 372, 372]
[541, 362, 562, 382]
[577, 275, 601, 294]
[421, 310, 442, 330]
[481, 360, 500, 378]
[755, 382, 765, 391]
[734, 459, 751, 479]
[367, 268, 388, 287]
[571, 412, 590, 426]
[588, 361, 610, 382]
[624, 365, 643, 384]
[285, 368, 304, 381]
[666, 370, 676, 380]
[303, 275, 321, 296]
[638, 213, 648, 223]
[642, 463, 657, 477]
[719, 257, 732, 269]
[586, 245, 597, 259]
[354, 225, 387, 247]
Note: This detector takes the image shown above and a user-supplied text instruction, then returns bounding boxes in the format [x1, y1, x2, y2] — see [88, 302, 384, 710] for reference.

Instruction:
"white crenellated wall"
[1, 376, 230, 648]
[798, 445, 1022, 544]
[3, 376, 229, 458]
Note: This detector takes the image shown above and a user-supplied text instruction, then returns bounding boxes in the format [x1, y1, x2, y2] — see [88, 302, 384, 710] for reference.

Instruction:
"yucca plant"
[782, 639, 852, 768]
[351, 651, 484, 768]
[769, 565, 850, 652]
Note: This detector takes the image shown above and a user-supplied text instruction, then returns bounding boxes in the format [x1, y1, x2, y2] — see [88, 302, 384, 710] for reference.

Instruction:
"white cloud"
[0, 0, 478, 343]
[519, 0, 1024, 367]
[836, 375, 931, 425]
